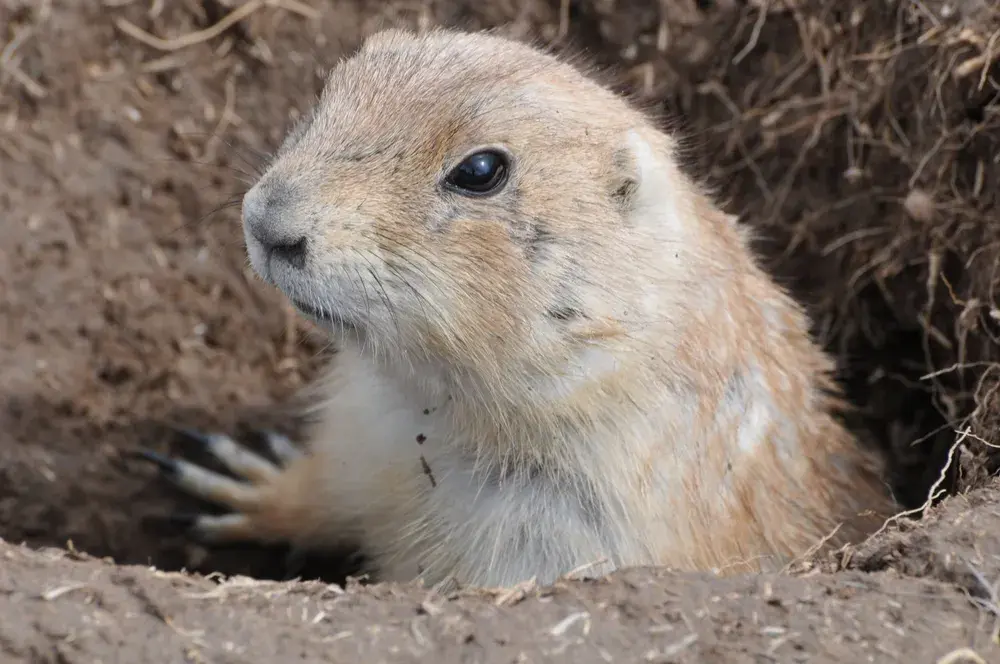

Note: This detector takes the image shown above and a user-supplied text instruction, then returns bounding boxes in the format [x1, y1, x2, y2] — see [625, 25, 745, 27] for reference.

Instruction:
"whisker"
[172, 131, 272, 177]
[368, 264, 402, 343]
[142, 154, 258, 185]
[165, 195, 244, 238]
[375, 255, 437, 325]
[352, 265, 374, 357]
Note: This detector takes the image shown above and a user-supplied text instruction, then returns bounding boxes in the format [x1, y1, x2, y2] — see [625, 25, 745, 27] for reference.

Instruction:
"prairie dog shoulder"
[160, 27, 896, 589]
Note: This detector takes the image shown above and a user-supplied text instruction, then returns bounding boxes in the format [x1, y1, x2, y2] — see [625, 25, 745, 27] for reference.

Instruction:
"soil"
[1, 0, 999, 662]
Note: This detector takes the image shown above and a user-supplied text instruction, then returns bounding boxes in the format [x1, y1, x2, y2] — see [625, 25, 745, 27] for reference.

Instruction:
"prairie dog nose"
[242, 181, 308, 270]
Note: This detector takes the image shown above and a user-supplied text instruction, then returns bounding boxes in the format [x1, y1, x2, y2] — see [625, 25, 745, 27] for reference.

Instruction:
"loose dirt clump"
[1, 0, 999, 661]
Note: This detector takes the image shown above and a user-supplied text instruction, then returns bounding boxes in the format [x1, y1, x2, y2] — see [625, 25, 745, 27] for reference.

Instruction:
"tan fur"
[210, 27, 896, 588]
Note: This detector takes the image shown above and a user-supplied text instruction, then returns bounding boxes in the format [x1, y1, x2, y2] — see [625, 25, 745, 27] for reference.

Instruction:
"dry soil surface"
[2, 481, 1000, 663]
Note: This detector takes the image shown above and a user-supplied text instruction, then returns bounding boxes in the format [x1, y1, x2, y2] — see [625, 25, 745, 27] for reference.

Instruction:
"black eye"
[444, 150, 509, 196]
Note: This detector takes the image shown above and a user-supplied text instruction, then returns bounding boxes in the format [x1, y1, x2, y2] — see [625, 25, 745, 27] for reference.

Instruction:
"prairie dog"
[140, 27, 896, 588]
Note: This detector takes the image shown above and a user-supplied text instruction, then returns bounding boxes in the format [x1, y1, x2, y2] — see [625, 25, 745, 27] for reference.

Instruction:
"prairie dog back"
[143, 28, 897, 588]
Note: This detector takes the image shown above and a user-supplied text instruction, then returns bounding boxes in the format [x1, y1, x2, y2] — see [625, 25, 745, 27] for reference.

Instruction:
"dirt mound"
[3, 481, 1000, 663]
[1, 0, 999, 660]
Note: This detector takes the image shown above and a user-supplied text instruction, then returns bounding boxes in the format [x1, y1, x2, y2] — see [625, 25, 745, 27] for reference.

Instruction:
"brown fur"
[160, 27, 897, 588]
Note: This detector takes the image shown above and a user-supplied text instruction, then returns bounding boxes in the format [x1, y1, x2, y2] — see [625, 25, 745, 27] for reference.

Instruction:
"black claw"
[161, 512, 199, 531]
[172, 426, 218, 448]
[247, 427, 284, 441]
[133, 449, 180, 478]
[252, 428, 298, 466]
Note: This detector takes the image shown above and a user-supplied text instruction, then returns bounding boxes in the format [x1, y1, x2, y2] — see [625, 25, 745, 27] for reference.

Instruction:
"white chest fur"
[305, 348, 623, 587]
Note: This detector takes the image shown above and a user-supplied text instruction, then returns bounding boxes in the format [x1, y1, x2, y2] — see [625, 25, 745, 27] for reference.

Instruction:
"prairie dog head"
[243, 28, 737, 391]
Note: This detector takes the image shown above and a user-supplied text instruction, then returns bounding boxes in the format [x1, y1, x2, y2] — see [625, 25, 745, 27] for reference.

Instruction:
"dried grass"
[575, 0, 1000, 505]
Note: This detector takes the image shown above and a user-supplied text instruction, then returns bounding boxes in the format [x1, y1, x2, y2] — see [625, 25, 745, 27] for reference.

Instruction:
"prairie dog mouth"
[290, 299, 354, 329]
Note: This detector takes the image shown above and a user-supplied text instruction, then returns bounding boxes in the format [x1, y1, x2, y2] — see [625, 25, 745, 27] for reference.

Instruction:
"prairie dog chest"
[312, 349, 656, 586]
[314, 351, 458, 479]
[320, 349, 604, 511]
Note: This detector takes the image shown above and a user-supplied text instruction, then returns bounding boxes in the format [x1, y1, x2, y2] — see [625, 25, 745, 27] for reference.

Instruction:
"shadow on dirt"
[0, 394, 363, 584]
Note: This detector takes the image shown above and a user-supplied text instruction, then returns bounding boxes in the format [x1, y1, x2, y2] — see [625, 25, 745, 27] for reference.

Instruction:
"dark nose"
[242, 182, 308, 270]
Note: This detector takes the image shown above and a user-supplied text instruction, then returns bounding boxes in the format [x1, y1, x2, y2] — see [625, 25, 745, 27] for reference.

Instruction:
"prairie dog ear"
[609, 129, 673, 216]
[609, 141, 639, 212]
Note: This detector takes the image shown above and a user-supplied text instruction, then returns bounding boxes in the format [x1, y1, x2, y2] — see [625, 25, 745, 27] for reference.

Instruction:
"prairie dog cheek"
[447, 219, 533, 319]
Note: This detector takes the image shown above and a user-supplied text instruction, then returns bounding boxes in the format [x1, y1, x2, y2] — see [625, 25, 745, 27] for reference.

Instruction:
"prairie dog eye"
[444, 149, 510, 196]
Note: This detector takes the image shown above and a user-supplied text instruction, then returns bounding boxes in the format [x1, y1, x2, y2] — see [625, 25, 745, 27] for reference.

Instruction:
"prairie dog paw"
[135, 428, 305, 546]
